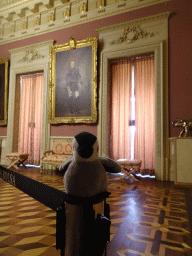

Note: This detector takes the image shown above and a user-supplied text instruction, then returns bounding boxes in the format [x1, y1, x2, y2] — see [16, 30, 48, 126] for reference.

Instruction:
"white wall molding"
[0, 136, 8, 166]
[7, 40, 54, 166]
[97, 11, 170, 181]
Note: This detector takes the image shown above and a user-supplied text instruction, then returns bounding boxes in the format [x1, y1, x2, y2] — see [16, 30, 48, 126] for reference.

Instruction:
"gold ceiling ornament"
[68, 37, 76, 50]
[111, 25, 154, 45]
[9, 24, 15, 34]
[98, 0, 104, 8]
[80, 2, 87, 13]
[64, 8, 70, 18]
[49, 12, 55, 22]
[22, 21, 27, 30]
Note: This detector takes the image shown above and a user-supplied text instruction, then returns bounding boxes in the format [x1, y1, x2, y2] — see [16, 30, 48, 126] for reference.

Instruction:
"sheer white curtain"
[18, 73, 44, 165]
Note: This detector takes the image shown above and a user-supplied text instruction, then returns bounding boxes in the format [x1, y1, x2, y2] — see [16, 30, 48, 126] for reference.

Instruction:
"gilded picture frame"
[49, 36, 98, 124]
[0, 57, 9, 126]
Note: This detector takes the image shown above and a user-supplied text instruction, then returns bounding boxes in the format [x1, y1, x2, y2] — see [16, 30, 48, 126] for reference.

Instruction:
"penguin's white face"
[72, 137, 99, 162]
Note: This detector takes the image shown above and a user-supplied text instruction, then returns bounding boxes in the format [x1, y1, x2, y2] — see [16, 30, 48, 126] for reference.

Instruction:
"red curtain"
[18, 73, 44, 165]
[110, 56, 155, 174]
[111, 60, 132, 160]
[134, 56, 155, 174]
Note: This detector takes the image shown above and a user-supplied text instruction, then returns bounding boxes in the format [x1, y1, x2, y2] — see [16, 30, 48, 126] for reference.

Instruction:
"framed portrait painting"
[0, 57, 9, 126]
[49, 37, 98, 124]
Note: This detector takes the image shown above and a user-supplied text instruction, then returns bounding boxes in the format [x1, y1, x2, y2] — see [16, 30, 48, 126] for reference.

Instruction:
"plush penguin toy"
[59, 131, 121, 197]
[59, 132, 121, 256]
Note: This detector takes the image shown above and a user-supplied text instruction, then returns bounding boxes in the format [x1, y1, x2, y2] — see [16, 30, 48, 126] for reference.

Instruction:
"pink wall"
[50, 124, 97, 137]
[0, 0, 191, 138]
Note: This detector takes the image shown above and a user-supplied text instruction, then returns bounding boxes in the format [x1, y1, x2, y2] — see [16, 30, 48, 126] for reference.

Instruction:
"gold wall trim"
[49, 36, 98, 124]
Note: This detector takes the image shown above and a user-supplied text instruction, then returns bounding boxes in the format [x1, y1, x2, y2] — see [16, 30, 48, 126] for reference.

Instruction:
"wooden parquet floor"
[0, 167, 192, 256]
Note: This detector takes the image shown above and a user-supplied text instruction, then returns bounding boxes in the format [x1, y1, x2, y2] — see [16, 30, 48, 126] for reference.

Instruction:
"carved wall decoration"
[111, 25, 154, 45]
[19, 49, 45, 62]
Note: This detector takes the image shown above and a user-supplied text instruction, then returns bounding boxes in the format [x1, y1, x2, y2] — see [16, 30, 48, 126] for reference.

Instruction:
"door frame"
[97, 12, 170, 180]
[6, 41, 54, 166]
[98, 43, 165, 180]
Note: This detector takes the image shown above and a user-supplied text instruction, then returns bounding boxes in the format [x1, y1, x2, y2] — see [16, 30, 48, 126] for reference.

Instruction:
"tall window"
[110, 55, 155, 174]
[18, 73, 44, 165]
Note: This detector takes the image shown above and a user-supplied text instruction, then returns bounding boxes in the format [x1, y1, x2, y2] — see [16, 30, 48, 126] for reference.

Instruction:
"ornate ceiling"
[0, 0, 169, 45]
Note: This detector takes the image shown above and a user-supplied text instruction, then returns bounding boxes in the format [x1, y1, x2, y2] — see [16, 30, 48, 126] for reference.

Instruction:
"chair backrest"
[52, 140, 73, 155]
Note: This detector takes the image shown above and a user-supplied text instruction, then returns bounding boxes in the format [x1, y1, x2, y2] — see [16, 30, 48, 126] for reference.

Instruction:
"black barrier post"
[56, 200, 66, 256]
[56, 192, 111, 256]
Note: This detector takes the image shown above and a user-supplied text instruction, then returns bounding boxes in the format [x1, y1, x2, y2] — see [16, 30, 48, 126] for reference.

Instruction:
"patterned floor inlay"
[0, 178, 60, 256]
[107, 178, 192, 256]
[1, 167, 192, 255]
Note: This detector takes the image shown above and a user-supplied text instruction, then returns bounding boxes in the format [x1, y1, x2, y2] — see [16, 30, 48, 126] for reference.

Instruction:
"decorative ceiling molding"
[0, 0, 170, 45]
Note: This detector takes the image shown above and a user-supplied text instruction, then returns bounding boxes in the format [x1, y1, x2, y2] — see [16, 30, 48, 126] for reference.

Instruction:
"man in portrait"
[66, 61, 82, 115]
[55, 45, 92, 119]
